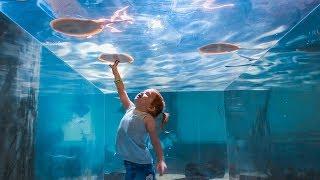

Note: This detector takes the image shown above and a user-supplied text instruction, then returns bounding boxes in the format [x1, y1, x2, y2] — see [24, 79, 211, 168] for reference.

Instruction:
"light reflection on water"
[1, 0, 319, 93]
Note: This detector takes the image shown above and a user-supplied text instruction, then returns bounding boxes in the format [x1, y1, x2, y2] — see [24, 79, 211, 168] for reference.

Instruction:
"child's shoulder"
[144, 115, 157, 132]
[143, 114, 155, 126]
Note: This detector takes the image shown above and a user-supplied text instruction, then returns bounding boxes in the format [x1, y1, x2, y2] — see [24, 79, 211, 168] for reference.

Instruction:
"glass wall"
[224, 4, 320, 179]
[35, 48, 106, 179]
[0, 12, 40, 180]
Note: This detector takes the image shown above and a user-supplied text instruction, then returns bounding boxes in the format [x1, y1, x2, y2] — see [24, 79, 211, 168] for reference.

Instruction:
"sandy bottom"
[156, 173, 185, 180]
[156, 173, 229, 180]
[104, 172, 229, 180]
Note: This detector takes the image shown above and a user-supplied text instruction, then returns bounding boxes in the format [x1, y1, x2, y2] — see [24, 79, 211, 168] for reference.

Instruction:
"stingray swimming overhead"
[198, 42, 264, 67]
[198, 43, 240, 54]
[50, 6, 133, 38]
[98, 53, 134, 65]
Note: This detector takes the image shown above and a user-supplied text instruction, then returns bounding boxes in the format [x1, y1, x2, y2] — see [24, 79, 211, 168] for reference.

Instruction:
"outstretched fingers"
[109, 55, 120, 68]
[113, 54, 120, 63]
[114, 59, 120, 66]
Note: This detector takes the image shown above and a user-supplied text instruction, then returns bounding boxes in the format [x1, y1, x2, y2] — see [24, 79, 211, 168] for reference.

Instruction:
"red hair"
[148, 89, 169, 129]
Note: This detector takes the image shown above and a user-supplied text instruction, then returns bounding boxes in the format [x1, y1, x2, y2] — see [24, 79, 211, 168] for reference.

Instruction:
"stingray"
[199, 43, 241, 54]
[50, 6, 133, 38]
[98, 53, 134, 64]
[198, 43, 266, 67]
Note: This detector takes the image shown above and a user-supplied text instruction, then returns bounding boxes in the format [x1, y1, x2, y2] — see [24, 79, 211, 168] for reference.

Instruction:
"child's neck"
[135, 107, 153, 117]
[135, 106, 147, 113]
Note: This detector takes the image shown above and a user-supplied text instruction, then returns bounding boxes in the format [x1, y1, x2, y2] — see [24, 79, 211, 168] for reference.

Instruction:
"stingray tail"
[110, 6, 134, 23]
[237, 54, 259, 61]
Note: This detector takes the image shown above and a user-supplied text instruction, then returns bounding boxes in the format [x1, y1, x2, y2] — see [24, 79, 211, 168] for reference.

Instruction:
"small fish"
[48, 154, 75, 159]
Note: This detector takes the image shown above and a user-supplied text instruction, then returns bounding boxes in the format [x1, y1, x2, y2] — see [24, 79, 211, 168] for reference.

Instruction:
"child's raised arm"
[109, 55, 132, 109]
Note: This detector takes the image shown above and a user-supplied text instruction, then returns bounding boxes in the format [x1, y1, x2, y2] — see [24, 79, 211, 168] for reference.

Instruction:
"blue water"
[1, 0, 320, 179]
[1, 0, 320, 92]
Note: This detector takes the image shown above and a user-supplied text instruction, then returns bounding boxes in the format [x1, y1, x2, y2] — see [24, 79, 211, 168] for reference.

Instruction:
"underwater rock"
[239, 172, 269, 180]
[184, 161, 225, 179]
[268, 167, 320, 180]
[185, 163, 204, 178]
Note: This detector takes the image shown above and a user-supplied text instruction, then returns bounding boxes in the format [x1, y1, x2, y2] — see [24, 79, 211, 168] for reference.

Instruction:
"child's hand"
[109, 55, 120, 71]
[156, 160, 167, 176]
